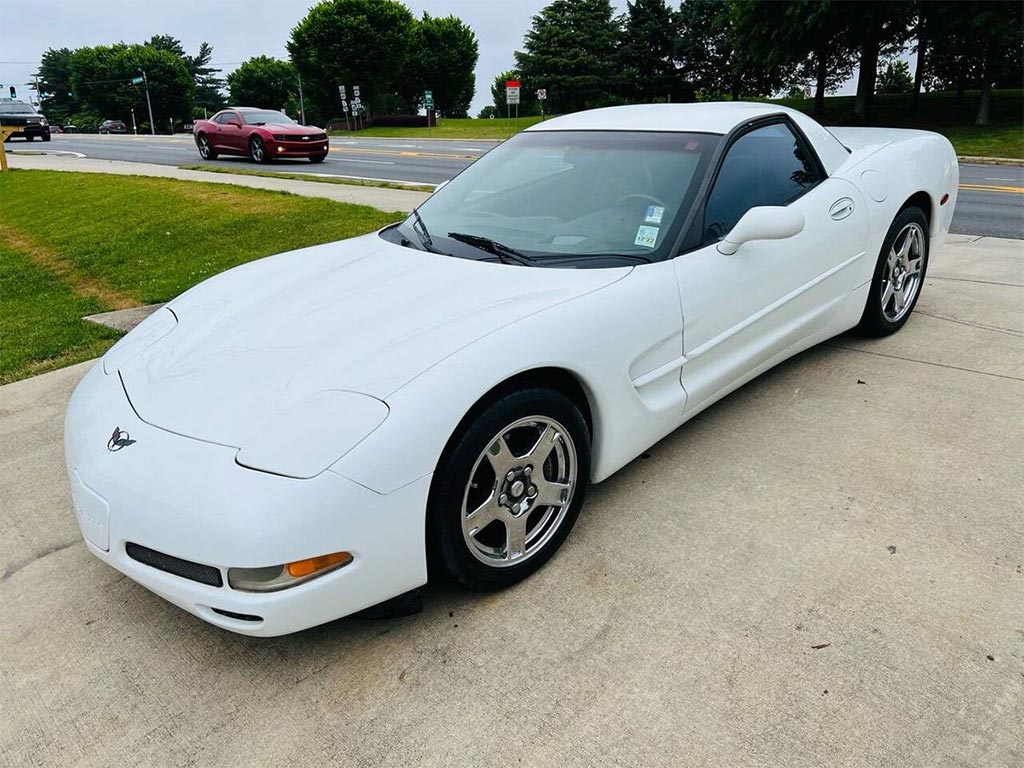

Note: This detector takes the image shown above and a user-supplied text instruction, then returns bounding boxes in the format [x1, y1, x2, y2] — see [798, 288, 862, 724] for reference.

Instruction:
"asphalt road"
[21, 134, 1024, 238]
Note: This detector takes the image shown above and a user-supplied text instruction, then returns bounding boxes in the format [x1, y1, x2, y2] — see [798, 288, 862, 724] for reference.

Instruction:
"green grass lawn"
[337, 90, 1022, 158]
[0, 170, 401, 383]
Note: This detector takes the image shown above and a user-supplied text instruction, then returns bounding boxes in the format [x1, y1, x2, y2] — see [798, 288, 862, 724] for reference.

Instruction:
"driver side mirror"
[717, 206, 805, 255]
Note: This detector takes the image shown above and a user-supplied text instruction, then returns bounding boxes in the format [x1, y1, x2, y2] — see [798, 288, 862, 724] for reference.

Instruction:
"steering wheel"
[615, 193, 668, 209]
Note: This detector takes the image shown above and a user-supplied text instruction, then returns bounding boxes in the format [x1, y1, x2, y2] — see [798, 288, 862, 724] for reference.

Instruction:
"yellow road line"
[958, 183, 1024, 194]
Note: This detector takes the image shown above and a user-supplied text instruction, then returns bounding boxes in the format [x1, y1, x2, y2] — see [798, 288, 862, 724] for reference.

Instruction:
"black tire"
[25, 134, 34, 141]
[309, 153, 327, 163]
[857, 205, 929, 337]
[196, 133, 217, 160]
[427, 387, 591, 590]
[41, 132, 50, 142]
[249, 135, 271, 164]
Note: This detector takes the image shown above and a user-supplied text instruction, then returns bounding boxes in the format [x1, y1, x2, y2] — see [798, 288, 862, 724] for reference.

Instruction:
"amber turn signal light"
[287, 552, 353, 578]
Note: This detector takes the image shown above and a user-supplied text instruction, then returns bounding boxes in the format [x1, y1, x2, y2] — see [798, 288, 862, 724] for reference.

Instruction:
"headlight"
[228, 551, 353, 592]
[272, 133, 286, 140]
[40, 118, 48, 126]
[235, 391, 389, 478]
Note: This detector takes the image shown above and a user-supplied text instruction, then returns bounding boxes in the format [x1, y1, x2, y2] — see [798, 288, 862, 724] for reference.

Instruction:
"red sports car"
[193, 108, 329, 163]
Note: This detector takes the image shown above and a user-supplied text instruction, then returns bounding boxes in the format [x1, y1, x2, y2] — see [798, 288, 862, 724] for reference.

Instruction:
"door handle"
[829, 198, 855, 220]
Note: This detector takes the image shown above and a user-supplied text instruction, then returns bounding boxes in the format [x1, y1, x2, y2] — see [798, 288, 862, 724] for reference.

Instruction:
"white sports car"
[65, 103, 958, 636]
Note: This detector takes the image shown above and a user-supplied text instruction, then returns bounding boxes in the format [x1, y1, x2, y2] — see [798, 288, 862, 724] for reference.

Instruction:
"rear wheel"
[249, 135, 270, 163]
[196, 133, 217, 160]
[427, 387, 590, 590]
[858, 206, 929, 337]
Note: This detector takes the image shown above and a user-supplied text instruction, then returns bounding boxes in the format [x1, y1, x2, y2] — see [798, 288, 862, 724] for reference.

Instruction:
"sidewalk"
[6, 153, 431, 212]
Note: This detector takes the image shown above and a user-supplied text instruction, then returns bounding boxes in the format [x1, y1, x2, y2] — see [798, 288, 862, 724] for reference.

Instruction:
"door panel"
[675, 176, 868, 413]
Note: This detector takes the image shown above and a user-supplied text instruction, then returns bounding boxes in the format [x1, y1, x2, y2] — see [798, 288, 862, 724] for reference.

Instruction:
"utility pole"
[297, 71, 306, 124]
[140, 70, 155, 135]
[130, 107, 137, 134]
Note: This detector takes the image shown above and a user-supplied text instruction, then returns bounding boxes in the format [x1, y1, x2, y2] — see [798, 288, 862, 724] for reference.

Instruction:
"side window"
[214, 112, 235, 125]
[704, 122, 822, 241]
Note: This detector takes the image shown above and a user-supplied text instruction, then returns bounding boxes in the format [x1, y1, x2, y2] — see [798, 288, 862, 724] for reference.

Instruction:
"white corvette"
[65, 103, 958, 636]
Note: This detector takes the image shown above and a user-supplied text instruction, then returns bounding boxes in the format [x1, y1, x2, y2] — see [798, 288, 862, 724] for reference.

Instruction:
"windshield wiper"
[572, 252, 653, 264]
[447, 232, 538, 266]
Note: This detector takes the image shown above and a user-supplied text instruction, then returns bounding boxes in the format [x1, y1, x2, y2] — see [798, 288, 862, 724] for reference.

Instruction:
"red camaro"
[193, 108, 329, 163]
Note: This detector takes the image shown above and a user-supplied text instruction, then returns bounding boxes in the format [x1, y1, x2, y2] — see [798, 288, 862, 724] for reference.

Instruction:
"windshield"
[399, 130, 718, 265]
[241, 110, 294, 125]
[0, 100, 37, 115]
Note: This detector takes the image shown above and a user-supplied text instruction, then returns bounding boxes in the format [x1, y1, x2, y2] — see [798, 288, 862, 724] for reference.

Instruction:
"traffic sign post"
[338, 85, 351, 131]
[505, 79, 521, 137]
[424, 89, 434, 136]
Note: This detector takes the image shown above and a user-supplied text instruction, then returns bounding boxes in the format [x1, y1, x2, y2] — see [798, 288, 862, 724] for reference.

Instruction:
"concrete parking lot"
[1, 235, 1021, 767]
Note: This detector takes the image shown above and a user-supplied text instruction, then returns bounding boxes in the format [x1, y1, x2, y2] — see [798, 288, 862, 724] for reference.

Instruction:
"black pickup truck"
[0, 98, 51, 141]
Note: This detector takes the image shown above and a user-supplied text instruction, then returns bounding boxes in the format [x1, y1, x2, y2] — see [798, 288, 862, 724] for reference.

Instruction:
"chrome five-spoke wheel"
[881, 222, 925, 323]
[461, 417, 577, 567]
[429, 386, 591, 589]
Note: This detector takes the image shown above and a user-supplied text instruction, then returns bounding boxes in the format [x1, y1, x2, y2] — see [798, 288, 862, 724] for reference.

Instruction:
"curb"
[957, 155, 1024, 167]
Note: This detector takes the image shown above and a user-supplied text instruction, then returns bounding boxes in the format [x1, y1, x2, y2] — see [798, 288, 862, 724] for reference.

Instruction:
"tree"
[36, 48, 76, 126]
[618, 0, 681, 102]
[835, 1, 912, 123]
[289, 0, 417, 121]
[676, 0, 732, 98]
[515, 0, 623, 114]
[189, 42, 226, 115]
[404, 13, 478, 117]
[146, 35, 187, 59]
[68, 43, 193, 131]
[226, 56, 296, 110]
[876, 59, 912, 94]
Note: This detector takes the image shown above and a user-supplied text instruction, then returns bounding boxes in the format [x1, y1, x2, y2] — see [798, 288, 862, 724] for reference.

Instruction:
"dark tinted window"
[704, 122, 821, 241]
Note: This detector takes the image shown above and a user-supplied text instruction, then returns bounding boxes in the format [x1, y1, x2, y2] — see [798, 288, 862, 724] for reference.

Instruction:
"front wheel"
[427, 387, 591, 590]
[196, 133, 217, 160]
[41, 132, 50, 142]
[309, 153, 327, 163]
[858, 206, 929, 337]
[249, 135, 270, 163]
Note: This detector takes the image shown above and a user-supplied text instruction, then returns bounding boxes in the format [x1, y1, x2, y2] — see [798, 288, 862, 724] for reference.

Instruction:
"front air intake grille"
[126, 542, 223, 587]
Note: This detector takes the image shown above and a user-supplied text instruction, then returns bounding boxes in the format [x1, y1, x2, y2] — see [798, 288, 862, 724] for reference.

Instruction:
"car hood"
[259, 122, 322, 133]
[117, 233, 628, 448]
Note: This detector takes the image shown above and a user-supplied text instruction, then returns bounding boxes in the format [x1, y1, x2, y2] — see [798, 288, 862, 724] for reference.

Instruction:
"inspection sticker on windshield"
[634, 225, 659, 248]
[644, 205, 665, 224]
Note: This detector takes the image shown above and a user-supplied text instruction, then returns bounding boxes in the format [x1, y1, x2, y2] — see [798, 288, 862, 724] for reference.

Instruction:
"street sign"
[424, 89, 433, 109]
[342, 100, 349, 112]
[536, 89, 547, 101]
[130, 77, 144, 85]
[338, 85, 346, 98]
[353, 85, 360, 98]
[506, 86, 520, 105]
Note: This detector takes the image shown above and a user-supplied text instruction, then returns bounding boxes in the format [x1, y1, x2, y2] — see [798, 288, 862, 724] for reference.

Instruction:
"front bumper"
[65, 362, 429, 637]
[265, 136, 329, 158]
[3, 123, 49, 138]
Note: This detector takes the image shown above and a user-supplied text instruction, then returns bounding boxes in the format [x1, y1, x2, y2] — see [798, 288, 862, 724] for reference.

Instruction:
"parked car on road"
[98, 120, 128, 134]
[192, 107, 329, 163]
[0, 98, 51, 141]
[67, 103, 958, 636]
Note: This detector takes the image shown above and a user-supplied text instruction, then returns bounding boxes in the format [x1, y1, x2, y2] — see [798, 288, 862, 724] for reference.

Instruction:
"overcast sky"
[1, 0, 871, 117]
[0, 0, 583, 116]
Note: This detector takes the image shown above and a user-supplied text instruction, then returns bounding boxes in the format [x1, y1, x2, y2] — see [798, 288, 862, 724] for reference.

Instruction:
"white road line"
[145, 145, 191, 152]
[985, 177, 1015, 182]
